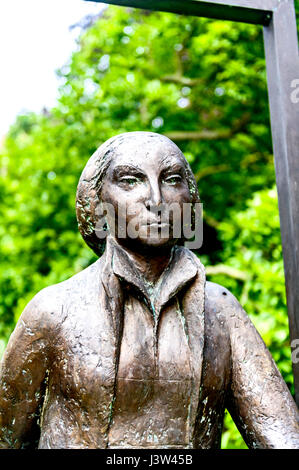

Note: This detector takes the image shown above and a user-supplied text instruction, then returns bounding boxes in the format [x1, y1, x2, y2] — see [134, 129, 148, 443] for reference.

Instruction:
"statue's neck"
[109, 236, 173, 287]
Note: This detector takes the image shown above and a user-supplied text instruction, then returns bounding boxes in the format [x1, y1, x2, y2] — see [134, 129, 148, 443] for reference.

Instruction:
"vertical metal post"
[263, 0, 299, 405]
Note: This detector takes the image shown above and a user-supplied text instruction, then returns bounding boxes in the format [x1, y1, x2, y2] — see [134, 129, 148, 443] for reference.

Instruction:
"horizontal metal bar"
[85, 0, 273, 25]
[199, 0, 277, 11]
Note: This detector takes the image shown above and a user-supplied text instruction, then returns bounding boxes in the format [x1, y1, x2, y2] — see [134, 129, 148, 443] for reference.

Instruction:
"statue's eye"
[164, 175, 182, 185]
[119, 176, 140, 186]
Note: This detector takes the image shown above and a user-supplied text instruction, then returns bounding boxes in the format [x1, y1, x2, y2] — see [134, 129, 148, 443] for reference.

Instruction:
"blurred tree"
[0, 5, 298, 448]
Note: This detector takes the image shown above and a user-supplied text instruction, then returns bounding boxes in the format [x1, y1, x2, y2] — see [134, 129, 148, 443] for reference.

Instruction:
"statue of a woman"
[0, 132, 298, 449]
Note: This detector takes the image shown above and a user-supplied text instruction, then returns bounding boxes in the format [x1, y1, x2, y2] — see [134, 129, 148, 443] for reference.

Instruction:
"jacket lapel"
[179, 251, 206, 445]
[99, 239, 124, 445]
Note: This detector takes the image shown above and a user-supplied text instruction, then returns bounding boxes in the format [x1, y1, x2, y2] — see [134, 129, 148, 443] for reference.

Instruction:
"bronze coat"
[0, 238, 298, 448]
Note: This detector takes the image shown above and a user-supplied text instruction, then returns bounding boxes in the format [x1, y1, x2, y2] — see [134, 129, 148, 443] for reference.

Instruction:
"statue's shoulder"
[205, 280, 236, 302]
[205, 280, 251, 327]
[22, 258, 104, 325]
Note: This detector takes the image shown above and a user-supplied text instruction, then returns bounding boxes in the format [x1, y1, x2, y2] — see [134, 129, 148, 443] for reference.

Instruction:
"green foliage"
[221, 411, 248, 449]
[0, 5, 297, 449]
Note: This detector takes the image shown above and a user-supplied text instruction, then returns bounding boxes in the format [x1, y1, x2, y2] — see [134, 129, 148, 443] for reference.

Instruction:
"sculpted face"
[100, 136, 191, 251]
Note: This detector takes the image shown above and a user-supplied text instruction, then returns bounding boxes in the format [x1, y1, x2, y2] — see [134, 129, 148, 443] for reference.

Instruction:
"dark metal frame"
[85, 0, 299, 406]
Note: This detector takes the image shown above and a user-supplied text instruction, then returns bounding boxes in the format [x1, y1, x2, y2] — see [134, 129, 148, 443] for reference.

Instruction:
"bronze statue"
[0, 132, 298, 449]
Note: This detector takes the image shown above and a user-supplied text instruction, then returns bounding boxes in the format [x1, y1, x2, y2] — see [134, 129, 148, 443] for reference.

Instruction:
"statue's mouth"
[142, 222, 170, 228]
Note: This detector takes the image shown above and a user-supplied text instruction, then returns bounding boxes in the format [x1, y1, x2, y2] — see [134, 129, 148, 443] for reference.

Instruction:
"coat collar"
[108, 236, 199, 315]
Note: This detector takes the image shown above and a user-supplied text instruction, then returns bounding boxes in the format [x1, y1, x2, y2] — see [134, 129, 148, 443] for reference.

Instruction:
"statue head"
[76, 132, 200, 256]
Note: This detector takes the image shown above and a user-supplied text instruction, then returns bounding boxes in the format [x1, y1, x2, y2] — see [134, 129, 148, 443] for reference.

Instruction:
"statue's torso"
[37, 256, 231, 449]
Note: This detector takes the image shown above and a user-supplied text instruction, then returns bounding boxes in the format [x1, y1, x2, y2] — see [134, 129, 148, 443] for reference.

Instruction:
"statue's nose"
[145, 180, 162, 210]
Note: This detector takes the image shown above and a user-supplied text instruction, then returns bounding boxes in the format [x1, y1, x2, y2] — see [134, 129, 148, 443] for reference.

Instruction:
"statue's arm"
[0, 290, 53, 448]
[209, 282, 299, 448]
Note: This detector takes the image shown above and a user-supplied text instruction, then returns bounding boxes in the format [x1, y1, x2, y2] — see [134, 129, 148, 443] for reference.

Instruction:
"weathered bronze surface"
[0, 132, 298, 448]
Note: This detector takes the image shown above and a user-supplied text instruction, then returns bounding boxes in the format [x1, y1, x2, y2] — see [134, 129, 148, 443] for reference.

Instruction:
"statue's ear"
[76, 185, 106, 257]
[94, 199, 109, 243]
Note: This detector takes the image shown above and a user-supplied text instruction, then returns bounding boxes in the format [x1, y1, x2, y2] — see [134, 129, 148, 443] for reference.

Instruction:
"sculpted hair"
[76, 132, 200, 256]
